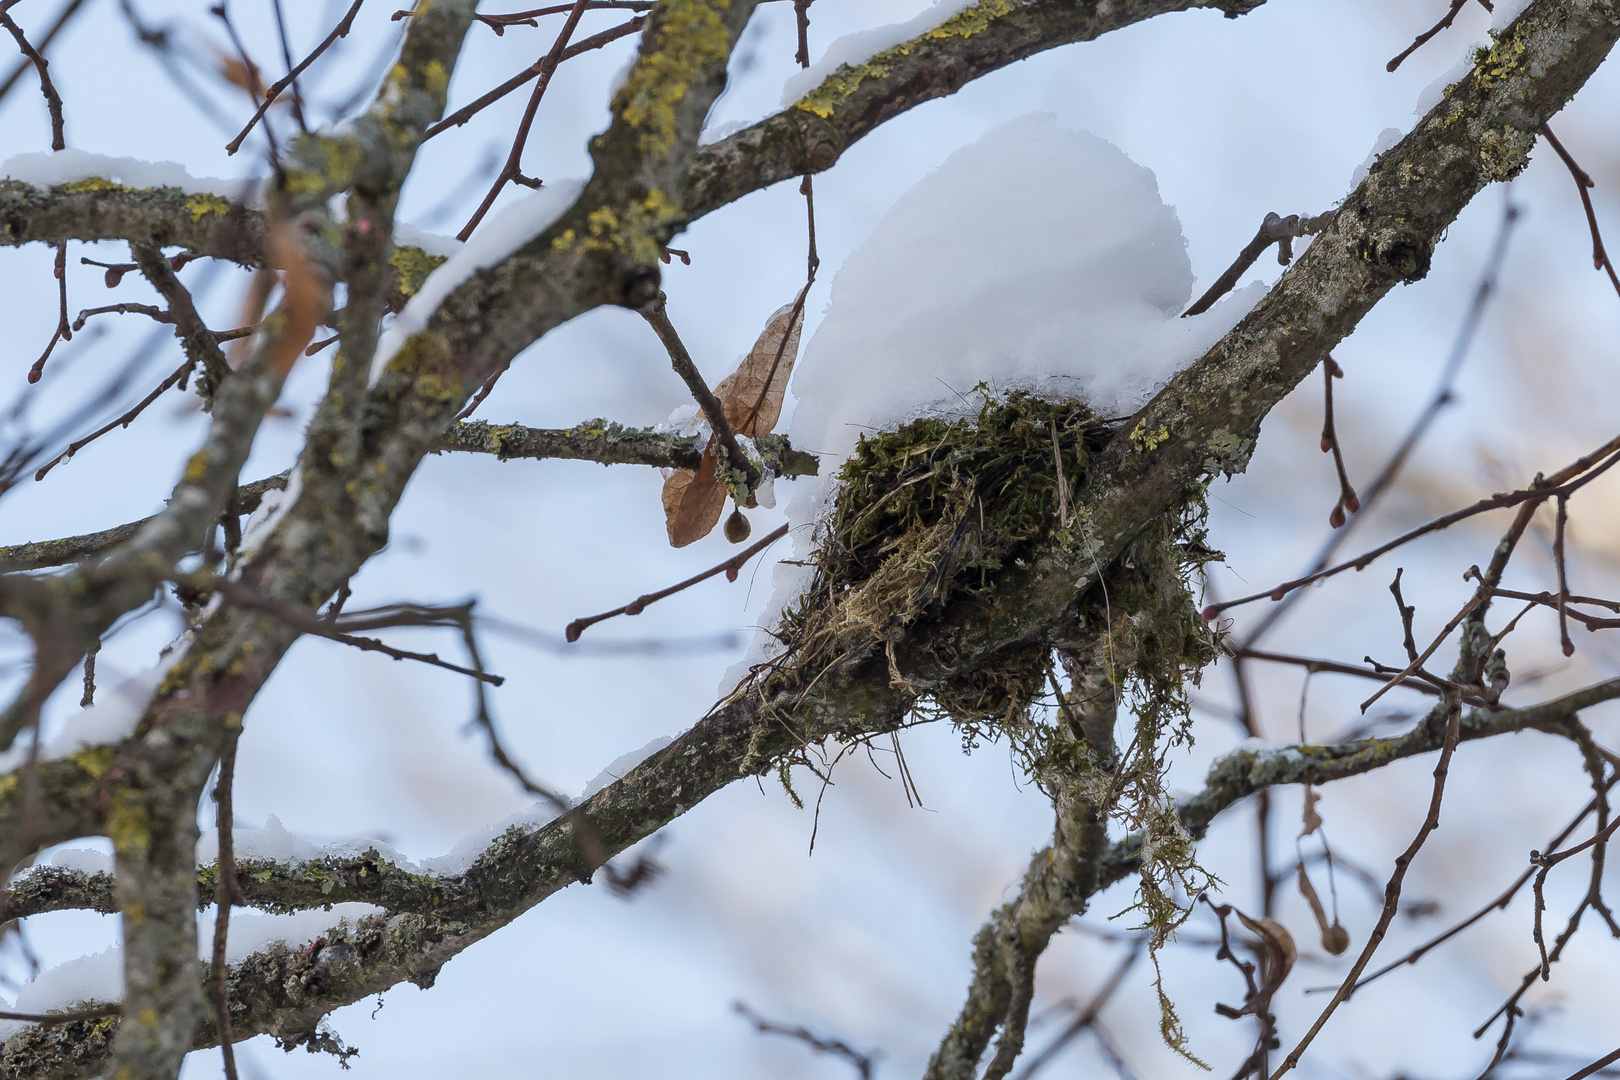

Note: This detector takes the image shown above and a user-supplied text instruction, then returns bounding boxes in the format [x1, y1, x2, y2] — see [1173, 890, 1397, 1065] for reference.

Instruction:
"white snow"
[234, 467, 302, 565]
[699, 118, 750, 146]
[44, 847, 115, 876]
[580, 736, 673, 801]
[1351, 127, 1405, 186]
[1491, 0, 1534, 30]
[781, 0, 978, 107]
[789, 115, 1256, 465]
[723, 115, 1264, 692]
[0, 635, 189, 775]
[0, 906, 384, 1036]
[0, 149, 260, 203]
[1415, 45, 1483, 116]
[393, 221, 463, 259]
[369, 178, 587, 382]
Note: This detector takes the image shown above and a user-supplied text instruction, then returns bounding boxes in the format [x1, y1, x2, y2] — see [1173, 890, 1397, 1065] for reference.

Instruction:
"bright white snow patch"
[1, 149, 258, 202]
[1415, 45, 1483, 116]
[1351, 127, 1405, 187]
[1491, 0, 1533, 30]
[0, 636, 189, 774]
[723, 115, 1263, 692]
[0, 906, 385, 1035]
[782, 0, 977, 107]
[234, 468, 302, 565]
[789, 115, 1255, 465]
[580, 736, 673, 801]
[393, 222, 463, 259]
[369, 178, 586, 382]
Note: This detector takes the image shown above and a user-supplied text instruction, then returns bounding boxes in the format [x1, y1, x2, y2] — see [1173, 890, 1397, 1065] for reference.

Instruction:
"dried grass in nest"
[760, 392, 1107, 706]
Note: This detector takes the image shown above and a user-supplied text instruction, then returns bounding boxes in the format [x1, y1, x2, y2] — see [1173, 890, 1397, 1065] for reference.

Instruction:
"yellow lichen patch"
[68, 745, 116, 781]
[389, 245, 448, 298]
[107, 790, 152, 861]
[1131, 417, 1171, 452]
[613, 0, 732, 157]
[551, 189, 680, 266]
[423, 58, 450, 102]
[385, 330, 460, 402]
[182, 449, 210, 484]
[185, 192, 232, 222]
[795, 0, 1011, 119]
[59, 177, 125, 194]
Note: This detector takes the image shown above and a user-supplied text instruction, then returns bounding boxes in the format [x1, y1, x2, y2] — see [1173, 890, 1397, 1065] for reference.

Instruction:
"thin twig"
[0, 0, 86, 107]
[210, 732, 241, 1080]
[457, 0, 591, 238]
[1540, 124, 1620, 299]
[566, 522, 788, 641]
[734, 1001, 875, 1080]
[1184, 212, 1324, 317]
[1320, 357, 1359, 528]
[1270, 698, 1464, 1079]
[34, 357, 197, 481]
[225, 0, 364, 154]
[422, 17, 645, 140]
[0, 7, 66, 148]
[1387, 0, 1493, 73]
[640, 293, 761, 494]
[1204, 433, 1620, 619]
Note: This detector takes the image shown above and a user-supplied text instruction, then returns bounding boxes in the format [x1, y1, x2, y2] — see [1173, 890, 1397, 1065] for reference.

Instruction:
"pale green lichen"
[794, 0, 1012, 119]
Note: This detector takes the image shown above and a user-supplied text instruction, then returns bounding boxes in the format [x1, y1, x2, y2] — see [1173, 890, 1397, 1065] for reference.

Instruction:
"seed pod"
[723, 507, 751, 544]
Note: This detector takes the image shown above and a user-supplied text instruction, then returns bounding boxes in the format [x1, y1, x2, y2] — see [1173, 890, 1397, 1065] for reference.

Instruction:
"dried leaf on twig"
[1300, 785, 1323, 837]
[662, 443, 727, 548]
[714, 302, 803, 437]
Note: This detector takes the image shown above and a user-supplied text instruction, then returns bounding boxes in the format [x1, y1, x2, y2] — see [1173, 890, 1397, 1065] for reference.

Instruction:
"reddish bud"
[564, 621, 583, 643]
[1320, 437, 1333, 453]
[1563, 640, 1576, 657]
[1343, 493, 1361, 514]
[105, 268, 124, 288]
[26, 367, 42, 384]
[725, 567, 739, 582]
[624, 600, 645, 616]
[1329, 504, 1346, 529]
[1200, 605, 1218, 622]
[1270, 588, 1286, 602]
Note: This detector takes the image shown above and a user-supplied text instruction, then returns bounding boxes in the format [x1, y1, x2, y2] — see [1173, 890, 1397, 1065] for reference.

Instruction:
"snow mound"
[788, 114, 1255, 466]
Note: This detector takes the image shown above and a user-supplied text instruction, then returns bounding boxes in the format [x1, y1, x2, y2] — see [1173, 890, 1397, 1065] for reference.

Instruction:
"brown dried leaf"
[1234, 910, 1297, 996]
[714, 302, 803, 437]
[1296, 859, 1350, 955]
[1300, 785, 1323, 837]
[661, 441, 727, 547]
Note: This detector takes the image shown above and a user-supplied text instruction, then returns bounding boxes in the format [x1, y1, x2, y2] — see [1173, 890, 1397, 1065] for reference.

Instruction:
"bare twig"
[210, 732, 241, 1080]
[457, 0, 590, 238]
[0, 6, 66, 148]
[639, 293, 761, 495]
[225, 0, 364, 154]
[566, 522, 789, 642]
[1540, 124, 1620, 299]
[1183, 212, 1325, 317]
[734, 1001, 876, 1080]
[1270, 698, 1464, 1078]
[1387, 0, 1493, 73]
